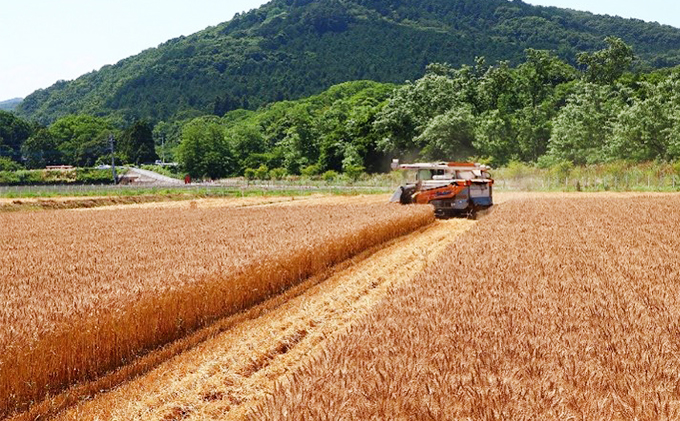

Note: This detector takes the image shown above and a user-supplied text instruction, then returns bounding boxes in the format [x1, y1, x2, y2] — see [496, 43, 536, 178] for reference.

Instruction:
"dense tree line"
[0, 113, 156, 170]
[5, 38, 680, 179]
[176, 38, 680, 177]
[178, 81, 393, 178]
[376, 37, 680, 167]
[15, 0, 680, 125]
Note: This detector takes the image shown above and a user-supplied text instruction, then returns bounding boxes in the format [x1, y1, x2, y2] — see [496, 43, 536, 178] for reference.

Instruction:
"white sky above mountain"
[0, 0, 678, 101]
[0, 0, 270, 100]
[525, 0, 679, 27]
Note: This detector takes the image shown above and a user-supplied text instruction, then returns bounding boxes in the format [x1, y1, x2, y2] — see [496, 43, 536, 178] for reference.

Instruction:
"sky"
[0, 0, 270, 101]
[1, 0, 679, 102]
[525, 0, 680, 28]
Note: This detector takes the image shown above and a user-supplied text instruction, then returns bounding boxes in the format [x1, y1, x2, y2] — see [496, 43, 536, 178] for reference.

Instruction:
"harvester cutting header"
[390, 160, 494, 218]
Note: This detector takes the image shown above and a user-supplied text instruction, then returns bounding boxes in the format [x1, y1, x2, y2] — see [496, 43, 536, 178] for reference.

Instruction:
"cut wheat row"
[0, 202, 434, 418]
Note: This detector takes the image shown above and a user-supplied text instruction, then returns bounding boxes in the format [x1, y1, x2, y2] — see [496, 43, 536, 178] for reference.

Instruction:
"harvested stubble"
[253, 196, 680, 420]
[0, 202, 434, 418]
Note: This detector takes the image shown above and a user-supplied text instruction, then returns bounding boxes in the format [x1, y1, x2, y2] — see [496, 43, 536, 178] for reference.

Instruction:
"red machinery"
[390, 161, 494, 218]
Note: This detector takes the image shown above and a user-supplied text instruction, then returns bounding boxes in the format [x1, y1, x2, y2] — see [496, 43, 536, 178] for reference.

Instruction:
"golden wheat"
[253, 196, 680, 420]
[0, 202, 433, 418]
[36, 219, 472, 421]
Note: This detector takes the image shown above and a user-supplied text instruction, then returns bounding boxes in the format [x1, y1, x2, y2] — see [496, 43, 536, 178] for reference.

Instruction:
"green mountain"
[16, 0, 680, 125]
[0, 98, 22, 112]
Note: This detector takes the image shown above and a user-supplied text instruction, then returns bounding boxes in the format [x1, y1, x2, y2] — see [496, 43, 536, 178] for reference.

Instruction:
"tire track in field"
[51, 218, 475, 421]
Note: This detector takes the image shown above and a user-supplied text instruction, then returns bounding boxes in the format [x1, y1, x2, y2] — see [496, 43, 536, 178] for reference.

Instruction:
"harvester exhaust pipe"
[391, 159, 400, 170]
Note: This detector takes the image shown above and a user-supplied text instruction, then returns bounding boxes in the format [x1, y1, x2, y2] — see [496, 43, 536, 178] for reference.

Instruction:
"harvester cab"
[390, 160, 494, 218]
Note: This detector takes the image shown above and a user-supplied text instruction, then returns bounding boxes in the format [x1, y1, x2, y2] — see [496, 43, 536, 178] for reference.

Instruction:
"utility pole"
[161, 133, 166, 164]
[109, 134, 118, 184]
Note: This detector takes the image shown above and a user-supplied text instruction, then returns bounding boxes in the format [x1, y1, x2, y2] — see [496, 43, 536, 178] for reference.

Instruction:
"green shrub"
[0, 171, 21, 184]
[343, 164, 365, 181]
[0, 170, 46, 185]
[244, 168, 256, 180]
[18, 170, 46, 184]
[504, 161, 535, 180]
[0, 157, 22, 171]
[76, 169, 113, 184]
[0, 168, 114, 186]
[322, 170, 339, 182]
[300, 164, 321, 177]
[269, 167, 288, 180]
[548, 160, 574, 180]
[254, 165, 270, 180]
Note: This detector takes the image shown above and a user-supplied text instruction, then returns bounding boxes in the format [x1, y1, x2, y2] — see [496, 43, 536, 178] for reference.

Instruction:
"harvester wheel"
[434, 209, 448, 219]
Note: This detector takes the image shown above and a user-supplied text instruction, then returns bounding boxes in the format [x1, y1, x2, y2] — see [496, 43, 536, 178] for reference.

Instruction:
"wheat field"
[40, 219, 473, 421]
[0, 202, 434, 418]
[254, 196, 680, 420]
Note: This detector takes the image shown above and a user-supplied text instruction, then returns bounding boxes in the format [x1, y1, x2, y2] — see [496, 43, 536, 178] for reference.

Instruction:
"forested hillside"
[5, 37, 680, 179]
[16, 0, 680, 125]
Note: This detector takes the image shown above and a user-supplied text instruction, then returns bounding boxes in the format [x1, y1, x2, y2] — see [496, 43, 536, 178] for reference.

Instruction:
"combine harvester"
[390, 160, 494, 218]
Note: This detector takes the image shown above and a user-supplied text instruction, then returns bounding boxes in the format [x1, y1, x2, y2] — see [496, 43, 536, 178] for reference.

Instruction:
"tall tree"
[548, 82, 623, 164]
[415, 105, 477, 160]
[119, 120, 158, 165]
[49, 115, 114, 167]
[177, 118, 235, 179]
[21, 128, 62, 169]
[578, 37, 635, 85]
[0, 111, 32, 162]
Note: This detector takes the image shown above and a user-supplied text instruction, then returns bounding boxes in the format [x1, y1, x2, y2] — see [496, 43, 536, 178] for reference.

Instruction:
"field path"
[0, 193, 391, 212]
[77, 193, 390, 211]
[52, 218, 474, 420]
